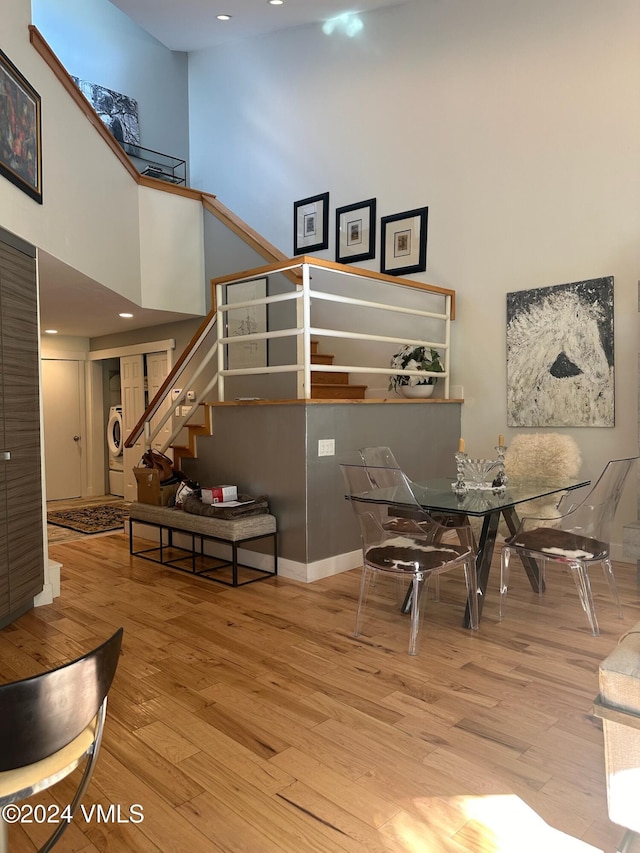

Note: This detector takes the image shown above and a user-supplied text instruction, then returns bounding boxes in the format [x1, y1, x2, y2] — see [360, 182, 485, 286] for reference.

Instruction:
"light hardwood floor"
[2, 533, 639, 852]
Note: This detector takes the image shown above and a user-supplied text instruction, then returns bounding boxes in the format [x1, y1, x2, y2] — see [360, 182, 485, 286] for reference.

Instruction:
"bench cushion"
[597, 621, 640, 834]
[599, 624, 640, 715]
[129, 502, 276, 541]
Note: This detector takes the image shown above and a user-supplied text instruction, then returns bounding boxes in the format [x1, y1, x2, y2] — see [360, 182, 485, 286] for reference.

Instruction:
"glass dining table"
[388, 476, 590, 627]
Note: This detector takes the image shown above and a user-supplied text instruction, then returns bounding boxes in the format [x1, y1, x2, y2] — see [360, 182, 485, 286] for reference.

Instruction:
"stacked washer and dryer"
[106, 405, 124, 497]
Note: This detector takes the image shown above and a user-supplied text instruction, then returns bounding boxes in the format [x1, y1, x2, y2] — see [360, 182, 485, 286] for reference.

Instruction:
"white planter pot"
[400, 384, 435, 399]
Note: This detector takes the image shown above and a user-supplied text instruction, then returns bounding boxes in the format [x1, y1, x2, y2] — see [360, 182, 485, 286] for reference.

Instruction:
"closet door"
[120, 353, 145, 502]
[0, 239, 44, 620]
[146, 351, 171, 452]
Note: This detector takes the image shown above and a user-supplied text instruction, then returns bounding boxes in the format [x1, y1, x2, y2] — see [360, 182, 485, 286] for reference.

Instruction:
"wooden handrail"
[124, 303, 218, 448]
[211, 256, 457, 319]
[29, 25, 298, 273]
[202, 196, 301, 282]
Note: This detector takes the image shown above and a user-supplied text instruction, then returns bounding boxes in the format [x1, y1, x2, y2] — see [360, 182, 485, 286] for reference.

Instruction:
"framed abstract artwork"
[506, 276, 614, 427]
[225, 278, 268, 371]
[0, 48, 42, 204]
[293, 192, 329, 254]
[335, 198, 376, 264]
[380, 207, 428, 276]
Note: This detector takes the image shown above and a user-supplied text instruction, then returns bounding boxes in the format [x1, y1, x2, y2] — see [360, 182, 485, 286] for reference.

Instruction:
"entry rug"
[47, 502, 130, 534]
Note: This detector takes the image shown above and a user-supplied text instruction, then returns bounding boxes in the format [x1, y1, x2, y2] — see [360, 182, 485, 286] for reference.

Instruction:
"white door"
[146, 351, 171, 453]
[120, 354, 145, 502]
[41, 359, 83, 500]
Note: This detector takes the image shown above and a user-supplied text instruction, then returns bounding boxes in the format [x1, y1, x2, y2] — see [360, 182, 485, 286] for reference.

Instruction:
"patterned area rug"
[47, 501, 130, 534]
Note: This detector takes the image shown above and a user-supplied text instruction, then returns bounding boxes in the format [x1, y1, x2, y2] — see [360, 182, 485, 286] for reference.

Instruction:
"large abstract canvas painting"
[506, 277, 614, 427]
[72, 78, 140, 145]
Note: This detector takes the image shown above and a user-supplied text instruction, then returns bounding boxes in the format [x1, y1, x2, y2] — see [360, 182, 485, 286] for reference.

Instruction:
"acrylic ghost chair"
[340, 458, 478, 655]
[358, 446, 476, 552]
[499, 457, 637, 636]
[0, 628, 123, 853]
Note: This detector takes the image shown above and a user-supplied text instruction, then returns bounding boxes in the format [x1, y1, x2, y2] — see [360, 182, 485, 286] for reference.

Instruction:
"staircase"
[311, 341, 367, 400]
[171, 404, 212, 470]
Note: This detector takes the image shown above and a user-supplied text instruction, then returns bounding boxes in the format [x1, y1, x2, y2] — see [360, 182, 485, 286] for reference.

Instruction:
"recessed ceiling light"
[216, 14, 232, 21]
[268, 1, 284, 6]
[44, 329, 58, 334]
[119, 312, 134, 319]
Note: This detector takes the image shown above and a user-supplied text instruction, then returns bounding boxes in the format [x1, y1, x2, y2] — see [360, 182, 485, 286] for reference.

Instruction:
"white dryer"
[107, 405, 124, 496]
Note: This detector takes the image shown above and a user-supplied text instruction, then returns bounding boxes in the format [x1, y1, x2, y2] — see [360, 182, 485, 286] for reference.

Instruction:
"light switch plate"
[318, 439, 335, 457]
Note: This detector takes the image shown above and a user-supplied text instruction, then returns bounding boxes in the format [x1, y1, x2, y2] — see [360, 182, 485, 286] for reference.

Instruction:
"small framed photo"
[0, 48, 42, 204]
[335, 198, 376, 264]
[293, 192, 329, 255]
[381, 207, 428, 276]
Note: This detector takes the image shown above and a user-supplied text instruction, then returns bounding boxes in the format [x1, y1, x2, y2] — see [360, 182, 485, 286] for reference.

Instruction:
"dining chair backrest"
[341, 459, 420, 511]
[359, 446, 400, 468]
[340, 457, 452, 547]
[0, 628, 123, 772]
[540, 456, 637, 542]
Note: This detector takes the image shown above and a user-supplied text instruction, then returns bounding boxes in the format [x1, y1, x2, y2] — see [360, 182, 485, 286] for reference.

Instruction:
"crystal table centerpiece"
[453, 437, 508, 493]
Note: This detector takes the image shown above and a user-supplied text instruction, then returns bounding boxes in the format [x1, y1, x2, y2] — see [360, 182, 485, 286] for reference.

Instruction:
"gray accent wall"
[181, 401, 462, 567]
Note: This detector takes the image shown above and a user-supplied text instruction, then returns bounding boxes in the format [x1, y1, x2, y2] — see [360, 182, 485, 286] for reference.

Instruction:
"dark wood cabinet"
[0, 233, 44, 627]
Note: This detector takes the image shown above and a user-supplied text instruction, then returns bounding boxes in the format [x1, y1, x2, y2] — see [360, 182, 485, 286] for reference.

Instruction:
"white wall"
[187, 0, 640, 550]
[1, 0, 204, 316]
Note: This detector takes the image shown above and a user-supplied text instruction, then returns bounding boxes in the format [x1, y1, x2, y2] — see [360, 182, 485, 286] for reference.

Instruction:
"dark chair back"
[0, 628, 123, 772]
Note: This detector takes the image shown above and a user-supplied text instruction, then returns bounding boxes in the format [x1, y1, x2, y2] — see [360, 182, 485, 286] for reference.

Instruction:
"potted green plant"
[389, 344, 444, 397]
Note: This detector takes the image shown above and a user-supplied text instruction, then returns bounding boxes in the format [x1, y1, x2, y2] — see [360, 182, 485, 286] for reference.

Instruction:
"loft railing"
[125, 256, 456, 455]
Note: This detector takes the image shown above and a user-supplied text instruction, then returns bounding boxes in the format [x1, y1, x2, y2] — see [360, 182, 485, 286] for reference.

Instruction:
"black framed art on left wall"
[0, 48, 42, 204]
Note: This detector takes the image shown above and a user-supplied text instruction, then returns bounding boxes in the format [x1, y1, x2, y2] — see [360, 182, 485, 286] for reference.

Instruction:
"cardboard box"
[202, 484, 238, 505]
[134, 468, 179, 506]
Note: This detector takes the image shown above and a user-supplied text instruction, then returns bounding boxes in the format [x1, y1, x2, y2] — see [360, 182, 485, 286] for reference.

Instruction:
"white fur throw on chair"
[504, 432, 582, 520]
[467, 433, 582, 543]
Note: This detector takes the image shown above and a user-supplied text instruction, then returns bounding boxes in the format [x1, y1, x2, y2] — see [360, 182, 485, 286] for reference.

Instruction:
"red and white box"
[202, 485, 238, 505]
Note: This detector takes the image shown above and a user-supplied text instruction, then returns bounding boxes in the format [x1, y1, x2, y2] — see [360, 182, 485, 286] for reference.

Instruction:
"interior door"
[145, 351, 171, 453]
[41, 359, 83, 500]
[120, 354, 145, 502]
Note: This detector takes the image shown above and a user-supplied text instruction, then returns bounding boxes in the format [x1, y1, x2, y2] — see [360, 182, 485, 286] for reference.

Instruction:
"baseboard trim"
[277, 550, 362, 583]
[34, 558, 61, 607]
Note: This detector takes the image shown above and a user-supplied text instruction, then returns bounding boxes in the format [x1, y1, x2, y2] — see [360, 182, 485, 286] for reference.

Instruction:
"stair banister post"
[301, 262, 312, 400]
[216, 282, 225, 401]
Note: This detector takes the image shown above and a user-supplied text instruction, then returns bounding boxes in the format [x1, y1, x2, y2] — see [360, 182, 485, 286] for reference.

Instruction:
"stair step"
[311, 353, 334, 365]
[312, 371, 349, 385]
[311, 384, 367, 400]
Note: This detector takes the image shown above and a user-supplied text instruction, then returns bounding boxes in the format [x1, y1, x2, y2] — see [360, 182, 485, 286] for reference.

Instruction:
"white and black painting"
[506, 277, 614, 427]
[72, 77, 140, 145]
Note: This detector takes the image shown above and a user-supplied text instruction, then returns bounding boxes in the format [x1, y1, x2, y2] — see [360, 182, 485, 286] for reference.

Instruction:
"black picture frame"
[0, 48, 42, 204]
[293, 191, 329, 255]
[335, 198, 376, 264]
[381, 206, 428, 276]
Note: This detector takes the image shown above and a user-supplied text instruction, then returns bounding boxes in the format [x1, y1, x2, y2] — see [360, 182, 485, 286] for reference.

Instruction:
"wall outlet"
[318, 439, 335, 457]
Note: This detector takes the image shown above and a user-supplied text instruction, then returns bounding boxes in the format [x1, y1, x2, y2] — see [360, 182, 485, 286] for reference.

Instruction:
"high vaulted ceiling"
[108, 0, 410, 52]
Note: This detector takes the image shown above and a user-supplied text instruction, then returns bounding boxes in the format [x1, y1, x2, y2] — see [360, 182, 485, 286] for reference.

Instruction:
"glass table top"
[366, 477, 591, 517]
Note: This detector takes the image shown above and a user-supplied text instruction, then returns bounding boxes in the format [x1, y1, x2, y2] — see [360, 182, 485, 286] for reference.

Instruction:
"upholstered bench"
[593, 622, 640, 852]
[128, 502, 277, 587]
